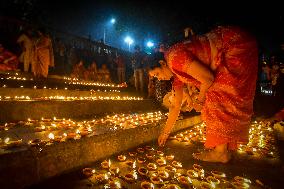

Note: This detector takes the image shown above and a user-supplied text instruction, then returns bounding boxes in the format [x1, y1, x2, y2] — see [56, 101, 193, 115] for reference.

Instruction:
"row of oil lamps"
[1, 75, 127, 88]
[0, 95, 142, 101]
[237, 121, 276, 158]
[0, 117, 277, 160]
[63, 77, 127, 88]
[0, 111, 166, 150]
[82, 145, 266, 189]
[169, 121, 277, 159]
[1, 84, 121, 92]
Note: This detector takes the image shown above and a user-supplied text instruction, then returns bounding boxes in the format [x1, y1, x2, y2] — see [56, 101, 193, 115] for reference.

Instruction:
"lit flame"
[48, 133, 55, 140]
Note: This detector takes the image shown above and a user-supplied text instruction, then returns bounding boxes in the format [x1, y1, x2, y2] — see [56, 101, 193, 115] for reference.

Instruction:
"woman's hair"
[150, 61, 162, 70]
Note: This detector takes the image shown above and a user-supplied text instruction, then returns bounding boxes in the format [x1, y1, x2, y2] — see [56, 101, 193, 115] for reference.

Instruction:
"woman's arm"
[184, 59, 214, 102]
[158, 85, 183, 146]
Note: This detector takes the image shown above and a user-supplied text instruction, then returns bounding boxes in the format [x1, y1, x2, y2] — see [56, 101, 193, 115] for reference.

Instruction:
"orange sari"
[166, 26, 258, 150]
[34, 35, 54, 78]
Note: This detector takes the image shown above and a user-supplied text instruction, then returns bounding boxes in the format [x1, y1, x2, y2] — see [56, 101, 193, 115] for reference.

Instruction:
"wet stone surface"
[0, 111, 167, 154]
[30, 121, 284, 189]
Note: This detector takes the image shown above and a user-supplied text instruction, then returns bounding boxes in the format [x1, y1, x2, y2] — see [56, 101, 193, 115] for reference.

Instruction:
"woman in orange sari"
[34, 29, 54, 78]
[149, 26, 258, 163]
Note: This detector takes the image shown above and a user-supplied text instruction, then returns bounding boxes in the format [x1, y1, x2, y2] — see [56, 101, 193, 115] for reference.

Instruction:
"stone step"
[0, 100, 160, 123]
[0, 74, 127, 91]
[0, 115, 202, 189]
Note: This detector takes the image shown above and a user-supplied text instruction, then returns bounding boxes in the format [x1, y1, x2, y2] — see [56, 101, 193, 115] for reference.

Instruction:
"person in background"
[132, 45, 146, 93]
[270, 56, 280, 96]
[33, 28, 54, 79]
[115, 54, 126, 83]
[97, 64, 112, 83]
[0, 43, 19, 71]
[54, 38, 67, 75]
[85, 61, 98, 81]
[17, 28, 34, 72]
[70, 60, 86, 80]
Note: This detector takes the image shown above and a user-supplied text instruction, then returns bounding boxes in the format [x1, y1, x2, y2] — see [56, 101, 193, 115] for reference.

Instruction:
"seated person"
[0, 44, 19, 71]
[85, 61, 98, 81]
[97, 64, 112, 82]
[70, 60, 86, 80]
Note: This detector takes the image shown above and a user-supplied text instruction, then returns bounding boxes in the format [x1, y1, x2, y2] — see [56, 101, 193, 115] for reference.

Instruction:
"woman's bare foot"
[192, 150, 231, 163]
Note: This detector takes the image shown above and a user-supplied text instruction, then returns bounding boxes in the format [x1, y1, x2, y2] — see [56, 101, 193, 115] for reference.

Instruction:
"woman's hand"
[158, 131, 170, 147]
[158, 85, 183, 147]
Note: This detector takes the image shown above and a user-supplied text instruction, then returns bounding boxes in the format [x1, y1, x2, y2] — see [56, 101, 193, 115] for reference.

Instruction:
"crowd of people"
[259, 54, 284, 97]
[0, 25, 129, 84]
[70, 60, 115, 83]
[129, 43, 172, 99]
[1, 24, 283, 102]
[0, 23, 171, 99]
[1, 27, 54, 79]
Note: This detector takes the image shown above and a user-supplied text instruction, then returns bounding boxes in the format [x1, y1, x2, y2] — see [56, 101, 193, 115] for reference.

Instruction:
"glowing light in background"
[146, 41, 154, 48]
[110, 18, 116, 24]
[124, 36, 134, 51]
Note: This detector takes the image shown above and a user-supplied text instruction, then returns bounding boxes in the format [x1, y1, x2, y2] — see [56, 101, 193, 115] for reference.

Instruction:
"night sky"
[1, 0, 283, 54]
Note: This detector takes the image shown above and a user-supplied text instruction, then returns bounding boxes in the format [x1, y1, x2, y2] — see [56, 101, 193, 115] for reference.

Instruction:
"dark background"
[1, 0, 283, 54]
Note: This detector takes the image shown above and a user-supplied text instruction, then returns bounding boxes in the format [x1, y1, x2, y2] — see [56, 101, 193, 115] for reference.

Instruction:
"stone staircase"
[0, 72, 201, 189]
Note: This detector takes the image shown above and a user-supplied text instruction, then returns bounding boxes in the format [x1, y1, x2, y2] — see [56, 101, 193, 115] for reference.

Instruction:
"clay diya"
[211, 170, 226, 179]
[150, 175, 164, 185]
[117, 155, 126, 162]
[137, 147, 145, 153]
[147, 163, 157, 171]
[157, 170, 170, 180]
[82, 168, 95, 177]
[146, 153, 154, 160]
[165, 165, 177, 173]
[141, 181, 154, 189]
[156, 158, 167, 166]
[124, 172, 137, 183]
[177, 175, 192, 185]
[144, 146, 154, 152]
[165, 155, 175, 161]
[161, 184, 181, 189]
[101, 160, 111, 169]
[156, 150, 164, 157]
[137, 157, 146, 164]
[206, 176, 220, 185]
[138, 167, 148, 176]
[129, 151, 137, 157]
[172, 161, 182, 168]
[187, 169, 199, 178]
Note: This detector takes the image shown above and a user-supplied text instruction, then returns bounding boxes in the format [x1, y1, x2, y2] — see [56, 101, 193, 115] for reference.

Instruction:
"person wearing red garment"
[0, 44, 19, 71]
[149, 26, 258, 163]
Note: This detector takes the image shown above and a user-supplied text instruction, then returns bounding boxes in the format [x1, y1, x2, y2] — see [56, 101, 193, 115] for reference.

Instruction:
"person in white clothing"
[17, 29, 34, 72]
